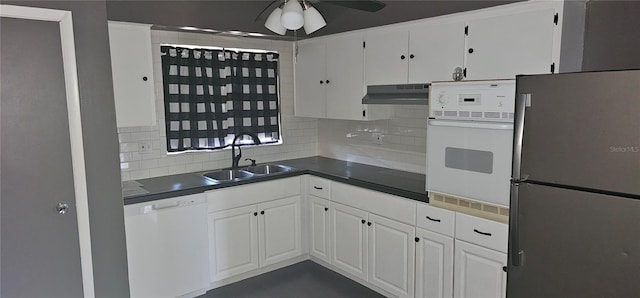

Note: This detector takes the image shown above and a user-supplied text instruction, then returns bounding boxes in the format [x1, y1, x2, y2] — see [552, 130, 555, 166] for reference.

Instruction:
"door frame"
[0, 5, 94, 297]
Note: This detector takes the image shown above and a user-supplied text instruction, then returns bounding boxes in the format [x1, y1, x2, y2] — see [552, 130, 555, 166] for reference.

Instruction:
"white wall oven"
[427, 80, 515, 207]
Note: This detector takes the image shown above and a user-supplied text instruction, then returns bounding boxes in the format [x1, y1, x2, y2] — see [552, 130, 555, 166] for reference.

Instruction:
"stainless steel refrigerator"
[507, 70, 640, 297]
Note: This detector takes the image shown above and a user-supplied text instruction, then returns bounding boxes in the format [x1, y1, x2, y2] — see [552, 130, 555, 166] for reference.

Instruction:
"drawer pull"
[313, 186, 323, 190]
[426, 216, 441, 222]
[474, 229, 492, 236]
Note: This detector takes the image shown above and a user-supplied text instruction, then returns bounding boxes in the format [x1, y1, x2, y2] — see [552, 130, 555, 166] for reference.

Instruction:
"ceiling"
[106, 0, 524, 39]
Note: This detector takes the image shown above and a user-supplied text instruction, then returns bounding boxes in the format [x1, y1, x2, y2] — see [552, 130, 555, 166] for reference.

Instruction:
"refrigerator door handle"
[509, 182, 525, 267]
[512, 93, 531, 181]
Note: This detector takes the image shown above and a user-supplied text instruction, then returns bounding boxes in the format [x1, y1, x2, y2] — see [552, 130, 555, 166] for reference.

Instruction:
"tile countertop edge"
[123, 157, 428, 205]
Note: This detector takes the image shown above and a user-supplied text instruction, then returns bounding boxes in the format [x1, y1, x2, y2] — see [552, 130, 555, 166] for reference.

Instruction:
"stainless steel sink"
[202, 169, 253, 182]
[244, 164, 294, 175]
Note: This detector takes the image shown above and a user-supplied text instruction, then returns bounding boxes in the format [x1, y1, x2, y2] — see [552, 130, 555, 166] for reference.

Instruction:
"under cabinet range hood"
[361, 84, 429, 105]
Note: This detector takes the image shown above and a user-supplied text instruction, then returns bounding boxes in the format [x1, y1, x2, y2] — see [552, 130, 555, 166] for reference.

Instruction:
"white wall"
[317, 105, 427, 174]
[118, 30, 317, 180]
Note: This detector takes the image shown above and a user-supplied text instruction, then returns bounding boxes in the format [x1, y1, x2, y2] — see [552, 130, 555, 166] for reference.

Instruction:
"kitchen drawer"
[308, 176, 331, 199]
[455, 213, 508, 253]
[416, 203, 455, 237]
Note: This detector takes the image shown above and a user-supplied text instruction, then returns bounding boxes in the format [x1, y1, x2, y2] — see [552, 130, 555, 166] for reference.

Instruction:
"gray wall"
[582, 0, 640, 71]
[0, 1, 129, 297]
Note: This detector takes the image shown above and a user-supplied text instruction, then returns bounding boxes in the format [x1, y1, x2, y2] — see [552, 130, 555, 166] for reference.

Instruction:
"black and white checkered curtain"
[161, 46, 280, 152]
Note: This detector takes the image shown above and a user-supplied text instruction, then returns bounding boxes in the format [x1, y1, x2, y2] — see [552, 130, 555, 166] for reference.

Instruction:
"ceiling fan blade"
[254, 0, 280, 22]
[322, 0, 386, 12]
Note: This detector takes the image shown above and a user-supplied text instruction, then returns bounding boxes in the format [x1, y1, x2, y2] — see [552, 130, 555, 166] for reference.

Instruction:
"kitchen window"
[160, 45, 281, 153]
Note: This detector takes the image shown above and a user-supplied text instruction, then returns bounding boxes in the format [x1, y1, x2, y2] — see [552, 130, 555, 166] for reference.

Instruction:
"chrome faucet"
[231, 132, 261, 169]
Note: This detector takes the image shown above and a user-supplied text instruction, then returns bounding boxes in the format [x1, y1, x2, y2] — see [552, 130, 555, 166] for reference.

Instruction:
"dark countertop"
[124, 156, 427, 205]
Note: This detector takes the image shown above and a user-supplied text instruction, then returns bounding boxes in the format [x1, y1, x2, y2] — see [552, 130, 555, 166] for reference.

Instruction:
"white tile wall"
[118, 30, 317, 181]
[317, 105, 428, 174]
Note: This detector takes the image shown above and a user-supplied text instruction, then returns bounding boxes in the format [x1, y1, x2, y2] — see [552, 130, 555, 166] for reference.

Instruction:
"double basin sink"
[201, 164, 295, 182]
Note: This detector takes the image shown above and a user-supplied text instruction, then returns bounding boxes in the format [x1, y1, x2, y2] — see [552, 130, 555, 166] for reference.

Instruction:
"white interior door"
[368, 214, 415, 298]
[454, 240, 507, 298]
[208, 205, 259, 282]
[258, 196, 302, 267]
[416, 228, 454, 298]
[1, 5, 93, 297]
[309, 196, 331, 263]
[331, 202, 369, 281]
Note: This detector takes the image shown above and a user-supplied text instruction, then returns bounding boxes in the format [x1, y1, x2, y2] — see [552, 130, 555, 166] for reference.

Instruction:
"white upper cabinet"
[364, 30, 409, 85]
[365, 21, 465, 86]
[408, 22, 466, 83]
[294, 41, 326, 118]
[464, 7, 558, 80]
[295, 34, 389, 121]
[108, 22, 156, 127]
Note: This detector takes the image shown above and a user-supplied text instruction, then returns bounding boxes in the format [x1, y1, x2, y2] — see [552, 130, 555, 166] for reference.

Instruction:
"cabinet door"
[331, 202, 369, 281]
[108, 22, 156, 127]
[368, 214, 415, 298]
[465, 8, 557, 80]
[408, 22, 465, 83]
[208, 205, 259, 282]
[454, 240, 507, 298]
[258, 196, 302, 267]
[364, 30, 409, 85]
[416, 228, 454, 298]
[326, 34, 366, 120]
[295, 41, 326, 118]
[309, 196, 331, 263]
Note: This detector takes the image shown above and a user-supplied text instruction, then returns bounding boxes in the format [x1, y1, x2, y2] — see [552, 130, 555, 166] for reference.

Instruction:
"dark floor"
[200, 260, 384, 298]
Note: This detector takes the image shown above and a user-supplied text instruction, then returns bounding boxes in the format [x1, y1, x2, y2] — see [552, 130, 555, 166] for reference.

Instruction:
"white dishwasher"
[124, 193, 209, 298]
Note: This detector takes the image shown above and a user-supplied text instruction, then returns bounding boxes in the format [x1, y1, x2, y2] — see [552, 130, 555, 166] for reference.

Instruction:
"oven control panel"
[429, 80, 516, 122]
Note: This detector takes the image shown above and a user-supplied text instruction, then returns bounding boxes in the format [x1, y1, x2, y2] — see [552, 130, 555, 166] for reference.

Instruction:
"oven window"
[445, 147, 493, 174]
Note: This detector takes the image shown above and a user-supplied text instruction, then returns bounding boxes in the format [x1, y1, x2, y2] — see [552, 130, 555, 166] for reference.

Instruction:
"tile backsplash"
[317, 105, 427, 174]
[118, 30, 317, 181]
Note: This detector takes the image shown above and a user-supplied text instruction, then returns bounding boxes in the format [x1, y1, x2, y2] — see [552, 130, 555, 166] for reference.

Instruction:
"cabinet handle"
[253, 212, 257, 216]
[320, 80, 324, 84]
[409, 54, 415, 59]
[415, 237, 420, 242]
[361, 219, 366, 224]
[400, 55, 406, 60]
[503, 266, 507, 272]
[426, 216, 441, 222]
[325, 80, 330, 84]
[324, 207, 328, 212]
[142, 76, 148, 81]
[473, 229, 492, 236]
[260, 211, 265, 215]
[468, 48, 474, 54]
[367, 222, 372, 226]
[313, 186, 323, 190]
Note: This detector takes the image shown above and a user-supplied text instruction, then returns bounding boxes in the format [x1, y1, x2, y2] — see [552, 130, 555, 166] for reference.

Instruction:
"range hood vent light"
[362, 83, 429, 105]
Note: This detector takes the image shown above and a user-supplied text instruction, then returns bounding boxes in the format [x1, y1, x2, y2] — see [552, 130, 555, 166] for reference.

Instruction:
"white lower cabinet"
[208, 195, 301, 283]
[259, 196, 302, 267]
[208, 205, 259, 282]
[331, 202, 369, 280]
[309, 196, 331, 263]
[368, 214, 415, 298]
[415, 228, 454, 298]
[330, 202, 416, 298]
[454, 240, 507, 298]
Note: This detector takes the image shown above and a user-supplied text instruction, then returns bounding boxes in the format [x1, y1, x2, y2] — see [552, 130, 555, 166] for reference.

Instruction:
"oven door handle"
[428, 119, 513, 130]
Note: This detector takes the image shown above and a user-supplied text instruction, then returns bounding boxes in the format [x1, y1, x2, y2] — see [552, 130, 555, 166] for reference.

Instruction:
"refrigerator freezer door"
[515, 70, 640, 196]
[507, 183, 640, 297]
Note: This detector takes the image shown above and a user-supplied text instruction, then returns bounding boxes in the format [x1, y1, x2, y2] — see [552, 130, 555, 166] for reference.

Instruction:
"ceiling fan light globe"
[280, 0, 304, 30]
[265, 7, 287, 35]
[303, 6, 326, 34]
